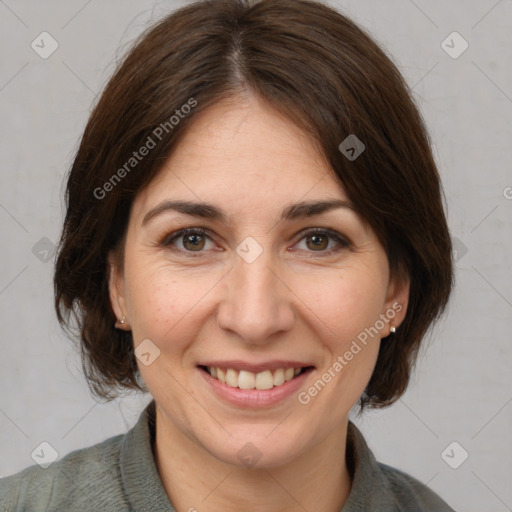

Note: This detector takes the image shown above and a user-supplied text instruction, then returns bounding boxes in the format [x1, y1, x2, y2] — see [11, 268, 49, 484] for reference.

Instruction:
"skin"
[109, 91, 409, 512]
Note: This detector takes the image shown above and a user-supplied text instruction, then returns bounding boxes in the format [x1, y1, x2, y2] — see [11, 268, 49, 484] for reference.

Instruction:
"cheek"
[300, 271, 386, 406]
[124, 257, 218, 352]
[295, 266, 388, 345]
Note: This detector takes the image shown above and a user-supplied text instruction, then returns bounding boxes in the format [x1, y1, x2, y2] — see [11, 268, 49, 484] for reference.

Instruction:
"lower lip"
[198, 367, 314, 408]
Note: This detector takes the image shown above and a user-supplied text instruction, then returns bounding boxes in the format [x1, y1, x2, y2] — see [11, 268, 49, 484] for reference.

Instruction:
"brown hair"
[54, 0, 453, 407]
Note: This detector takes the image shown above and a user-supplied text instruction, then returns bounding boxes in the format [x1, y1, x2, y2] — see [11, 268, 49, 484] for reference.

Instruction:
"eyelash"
[160, 227, 351, 258]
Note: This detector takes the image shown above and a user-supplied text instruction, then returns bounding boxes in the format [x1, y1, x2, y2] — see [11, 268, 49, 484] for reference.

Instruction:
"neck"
[153, 407, 352, 512]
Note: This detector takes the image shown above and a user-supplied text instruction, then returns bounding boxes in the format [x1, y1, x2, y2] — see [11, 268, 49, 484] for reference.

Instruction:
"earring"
[115, 315, 129, 329]
[390, 326, 396, 334]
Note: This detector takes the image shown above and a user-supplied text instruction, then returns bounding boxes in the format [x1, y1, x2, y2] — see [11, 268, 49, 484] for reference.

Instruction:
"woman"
[0, 0, 455, 510]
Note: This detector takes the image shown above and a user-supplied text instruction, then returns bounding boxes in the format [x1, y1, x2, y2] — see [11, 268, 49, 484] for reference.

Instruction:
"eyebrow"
[142, 198, 355, 226]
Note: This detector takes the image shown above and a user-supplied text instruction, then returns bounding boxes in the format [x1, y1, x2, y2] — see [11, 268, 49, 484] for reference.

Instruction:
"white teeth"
[238, 370, 256, 389]
[273, 368, 285, 386]
[255, 370, 274, 390]
[225, 368, 238, 388]
[206, 366, 305, 390]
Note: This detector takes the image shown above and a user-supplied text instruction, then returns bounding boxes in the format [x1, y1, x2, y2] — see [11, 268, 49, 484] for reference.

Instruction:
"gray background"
[0, 0, 511, 510]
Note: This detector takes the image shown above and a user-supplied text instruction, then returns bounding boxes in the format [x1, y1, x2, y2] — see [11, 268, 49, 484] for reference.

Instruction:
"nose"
[216, 246, 295, 345]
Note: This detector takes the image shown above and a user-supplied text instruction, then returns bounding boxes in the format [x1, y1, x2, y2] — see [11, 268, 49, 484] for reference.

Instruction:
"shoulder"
[377, 462, 456, 512]
[345, 421, 456, 511]
[0, 431, 131, 512]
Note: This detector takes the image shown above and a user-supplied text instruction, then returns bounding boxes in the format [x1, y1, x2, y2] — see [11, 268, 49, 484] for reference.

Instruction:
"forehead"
[132, 93, 348, 221]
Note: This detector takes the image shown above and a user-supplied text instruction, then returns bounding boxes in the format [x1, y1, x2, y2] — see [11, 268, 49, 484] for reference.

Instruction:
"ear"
[382, 268, 410, 336]
[108, 250, 129, 330]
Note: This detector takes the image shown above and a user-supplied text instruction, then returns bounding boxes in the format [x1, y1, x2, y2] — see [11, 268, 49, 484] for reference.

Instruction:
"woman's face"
[110, 93, 408, 468]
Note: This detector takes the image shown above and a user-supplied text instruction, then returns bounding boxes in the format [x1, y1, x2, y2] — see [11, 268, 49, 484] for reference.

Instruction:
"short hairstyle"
[54, 0, 453, 408]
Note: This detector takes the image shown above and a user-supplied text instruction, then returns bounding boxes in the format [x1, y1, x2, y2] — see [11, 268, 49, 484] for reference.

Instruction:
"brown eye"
[163, 227, 214, 253]
[182, 233, 206, 251]
[295, 228, 350, 256]
[306, 233, 329, 251]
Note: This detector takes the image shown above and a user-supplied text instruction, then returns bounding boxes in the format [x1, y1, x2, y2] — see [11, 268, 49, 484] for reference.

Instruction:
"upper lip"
[198, 360, 314, 373]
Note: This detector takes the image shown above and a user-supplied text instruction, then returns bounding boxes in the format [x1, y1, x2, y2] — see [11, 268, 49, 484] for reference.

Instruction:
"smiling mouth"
[198, 365, 314, 390]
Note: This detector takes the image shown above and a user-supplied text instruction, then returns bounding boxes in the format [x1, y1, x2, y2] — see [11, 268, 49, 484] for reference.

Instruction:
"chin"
[199, 424, 313, 470]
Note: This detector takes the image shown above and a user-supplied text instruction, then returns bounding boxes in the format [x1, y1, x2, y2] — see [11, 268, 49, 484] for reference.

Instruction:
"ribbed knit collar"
[119, 399, 174, 511]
